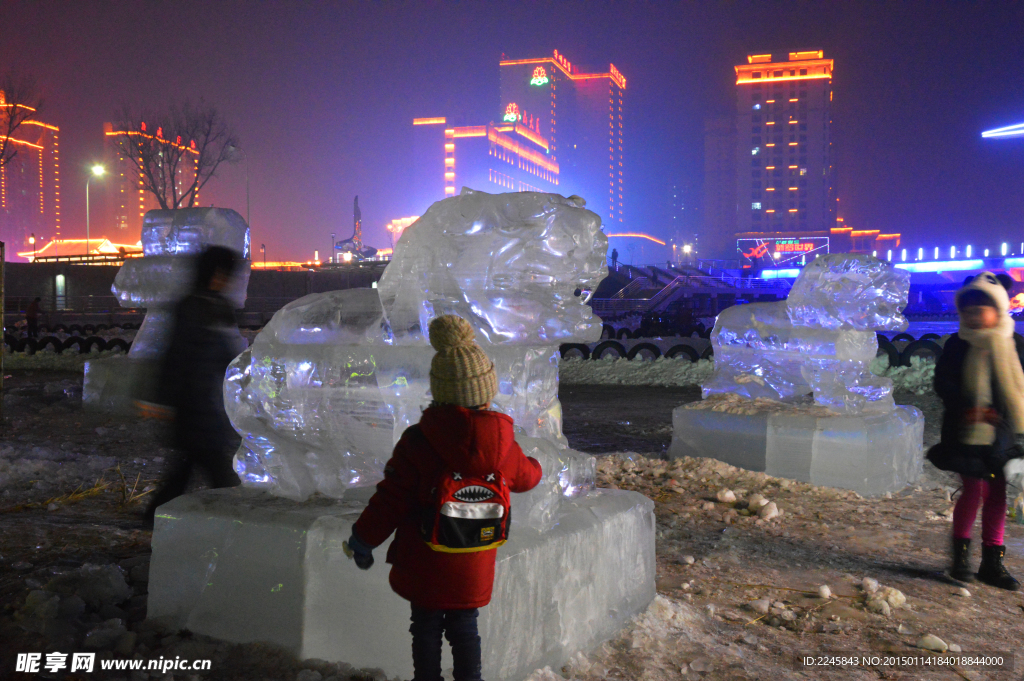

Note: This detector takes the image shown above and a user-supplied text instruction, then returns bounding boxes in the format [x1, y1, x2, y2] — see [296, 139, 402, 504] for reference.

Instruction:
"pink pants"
[953, 475, 1007, 546]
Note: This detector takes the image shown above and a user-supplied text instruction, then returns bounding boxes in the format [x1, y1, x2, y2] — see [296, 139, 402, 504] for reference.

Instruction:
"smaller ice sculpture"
[112, 208, 251, 358]
[703, 253, 910, 414]
[226, 189, 608, 530]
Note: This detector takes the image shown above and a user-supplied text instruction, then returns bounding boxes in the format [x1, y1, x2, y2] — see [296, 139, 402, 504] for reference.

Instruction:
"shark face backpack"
[420, 469, 512, 553]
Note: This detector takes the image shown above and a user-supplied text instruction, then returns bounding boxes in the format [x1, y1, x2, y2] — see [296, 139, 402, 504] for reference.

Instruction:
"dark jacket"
[930, 333, 1024, 477]
[158, 290, 241, 453]
[352, 405, 543, 610]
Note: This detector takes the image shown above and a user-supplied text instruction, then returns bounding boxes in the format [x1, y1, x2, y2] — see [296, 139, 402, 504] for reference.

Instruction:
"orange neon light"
[105, 130, 198, 154]
[877, 234, 900, 240]
[499, 50, 626, 89]
[453, 126, 487, 138]
[487, 127, 559, 173]
[513, 123, 548, 151]
[606, 233, 666, 246]
[21, 120, 59, 132]
[831, 227, 852, 234]
[789, 51, 824, 60]
[413, 117, 446, 125]
[737, 73, 831, 85]
[4, 137, 43, 150]
[747, 54, 773, 64]
[850, 230, 879, 237]
[17, 237, 143, 260]
[788, 209, 798, 213]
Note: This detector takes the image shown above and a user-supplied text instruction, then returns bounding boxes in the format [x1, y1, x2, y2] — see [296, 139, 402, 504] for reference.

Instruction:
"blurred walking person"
[25, 297, 41, 338]
[144, 246, 245, 526]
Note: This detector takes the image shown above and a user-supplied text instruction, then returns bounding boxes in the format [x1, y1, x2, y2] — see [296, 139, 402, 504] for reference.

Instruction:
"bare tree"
[112, 99, 238, 210]
[0, 73, 42, 171]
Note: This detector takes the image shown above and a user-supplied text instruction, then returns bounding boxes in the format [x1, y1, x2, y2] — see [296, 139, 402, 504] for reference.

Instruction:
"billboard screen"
[738, 236, 829, 268]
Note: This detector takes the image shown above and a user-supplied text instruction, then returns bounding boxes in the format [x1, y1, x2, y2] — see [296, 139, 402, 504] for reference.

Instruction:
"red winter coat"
[352, 405, 542, 610]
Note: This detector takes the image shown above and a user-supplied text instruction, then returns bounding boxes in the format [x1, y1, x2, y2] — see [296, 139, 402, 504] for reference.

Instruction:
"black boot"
[977, 545, 1020, 591]
[950, 538, 975, 582]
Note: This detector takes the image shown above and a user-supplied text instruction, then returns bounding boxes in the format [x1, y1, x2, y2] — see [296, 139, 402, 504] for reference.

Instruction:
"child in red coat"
[346, 315, 542, 681]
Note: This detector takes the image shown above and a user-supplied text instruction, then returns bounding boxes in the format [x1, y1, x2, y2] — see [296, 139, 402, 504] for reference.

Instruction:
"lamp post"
[226, 145, 249, 228]
[260, 243, 266, 269]
[85, 165, 105, 258]
[29, 233, 36, 261]
[330, 232, 335, 265]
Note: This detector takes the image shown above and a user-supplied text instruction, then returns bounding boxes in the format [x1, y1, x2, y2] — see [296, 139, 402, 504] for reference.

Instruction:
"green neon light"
[530, 75, 549, 86]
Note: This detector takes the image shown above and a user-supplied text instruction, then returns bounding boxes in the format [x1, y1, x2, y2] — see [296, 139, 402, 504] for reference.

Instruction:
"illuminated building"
[385, 216, 419, 244]
[500, 50, 626, 226]
[16, 237, 142, 262]
[0, 95, 60, 253]
[412, 51, 626, 225]
[738, 51, 836, 240]
[736, 223, 899, 269]
[103, 122, 200, 240]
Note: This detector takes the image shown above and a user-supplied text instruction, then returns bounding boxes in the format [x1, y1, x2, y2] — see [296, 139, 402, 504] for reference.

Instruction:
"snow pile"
[560, 357, 713, 387]
[0, 443, 118, 501]
[871, 356, 936, 395]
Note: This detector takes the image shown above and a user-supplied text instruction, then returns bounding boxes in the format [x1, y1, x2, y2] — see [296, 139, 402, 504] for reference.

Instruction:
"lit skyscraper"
[0, 96, 61, 250]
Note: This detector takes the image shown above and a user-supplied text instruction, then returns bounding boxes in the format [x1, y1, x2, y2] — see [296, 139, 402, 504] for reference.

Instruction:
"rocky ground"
[1, 367, 1021, 680]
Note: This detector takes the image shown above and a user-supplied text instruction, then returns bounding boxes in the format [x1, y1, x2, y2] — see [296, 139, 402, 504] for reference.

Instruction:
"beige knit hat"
[428, 315, 498, 407]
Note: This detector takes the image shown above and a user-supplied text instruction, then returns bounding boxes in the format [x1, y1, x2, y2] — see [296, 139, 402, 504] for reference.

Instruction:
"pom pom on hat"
[428, 315, 498, 407]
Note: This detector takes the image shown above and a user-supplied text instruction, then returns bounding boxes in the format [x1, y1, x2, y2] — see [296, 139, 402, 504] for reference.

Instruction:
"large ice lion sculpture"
[224, 189, 608, 529]
[703, 253, 910, 413]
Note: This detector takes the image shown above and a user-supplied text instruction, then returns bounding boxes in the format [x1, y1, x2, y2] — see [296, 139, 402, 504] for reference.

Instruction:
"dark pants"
[410, 606, 482, 681]
[145, 447, 238, 522]
[26, 318, 38, 338]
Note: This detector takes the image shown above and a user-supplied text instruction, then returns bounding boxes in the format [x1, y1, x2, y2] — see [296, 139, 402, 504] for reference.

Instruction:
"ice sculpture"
[225, 189, 608, 528]
[111, 208, 251, 358]
[703, 253, 910, 413]
[671, 254, 923, 495]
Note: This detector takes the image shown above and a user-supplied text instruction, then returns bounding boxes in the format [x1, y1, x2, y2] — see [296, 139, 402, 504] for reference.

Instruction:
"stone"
[916, 634, 948, 652]
[84, 618, 128, 650]
[716, 489, 737, 503]
[818, 585, 832, 599]
[949, 643, 962, 653]
[47, 563, 131, 609]
[956, 588, 971, 598]
[689, 657, 714, 673]
[758, 502, 780, 521]
[22, 590, 60, 620]
[682, 555, 695, 565]
[747, 599, 771, 615]
[867, 599, 891, 616]
[881, 587, 906, 608]
[861, 577, 879, 594]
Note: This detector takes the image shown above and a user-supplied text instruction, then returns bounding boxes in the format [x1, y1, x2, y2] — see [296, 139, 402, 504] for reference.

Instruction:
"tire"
[601, 324, 615, 340]
[52, 324, 68, 334]
[900, 339, 942, 366]
[83, 336, 108, 353]
[3, 334, 17, 352]
[626, 342, 661, 361]
[876, 335, 900, 367]
[36, 336, 63, 353]
[95, 324, 109, 331]
[665, 344, 699, 362]
[559, 343, 591, 360]
[18, 338, 37, 354]
[592, 340, 627, 360]
[892, 332, 915, 342]
[106, 338, 130, 354]
[68, 324, 83, 335]
[63, 336, 86, 353]
[920, 333, 941, 341]
[616, 328, 632, 340]
[700, 346, 714, 360]
[83, 324, 96, 334]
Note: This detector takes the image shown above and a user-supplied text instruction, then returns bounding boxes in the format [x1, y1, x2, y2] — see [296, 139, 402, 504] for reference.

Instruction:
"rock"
[84, 618, 128, 650]
[702, 501, 716, 511]
[867, 598, 891, 616]
[897, 624, 916, 636]
[114, 631, 137, 656]
[95, 427, 109, 436]
[747, 599, 771, 615]
[58, 595, 86, 619]
[130, 564, 149, 584]
[747, 493, 769, 508]
[881, 587, 906, 608]
[916, 634, 948, 652]
[47, 503, 59, 511]
[296, 671, 323, 681]
[955, 588, 971, 598]
[716, 489, 737, 503]
[682, 555, 695, 565]
[949, 643, 962, 653]
[689, 657, 714, 673]
[861, 577, 880, 594]
[758, 502, 780, 521]
[22, 590, 60, 620]
[47, 563, 132, 608]
[12, 561, 32, 571]
[818, 585, 832, 599]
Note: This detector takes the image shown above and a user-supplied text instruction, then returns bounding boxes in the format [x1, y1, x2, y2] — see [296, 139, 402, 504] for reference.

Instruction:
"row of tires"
[601, 324, 710, 340]
[3, 335, 131, 355]
[560, 334, 947, 367]
[12, 323, 139, 335]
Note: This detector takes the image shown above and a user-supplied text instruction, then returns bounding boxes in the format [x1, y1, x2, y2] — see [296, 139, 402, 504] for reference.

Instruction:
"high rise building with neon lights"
[412, 50, 626, 227]
[500, 51, 626, 226]
[736, 51, 836, 239]
[0, 99, 61, 253]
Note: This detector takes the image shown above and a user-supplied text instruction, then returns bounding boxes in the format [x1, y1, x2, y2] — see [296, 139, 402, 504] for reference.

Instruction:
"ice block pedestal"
[147, 486, 655, 680]
[668, 396, 924, 496]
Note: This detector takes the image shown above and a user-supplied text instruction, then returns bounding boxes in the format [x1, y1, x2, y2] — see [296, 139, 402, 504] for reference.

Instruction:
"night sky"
[3, 1, 1023, 261]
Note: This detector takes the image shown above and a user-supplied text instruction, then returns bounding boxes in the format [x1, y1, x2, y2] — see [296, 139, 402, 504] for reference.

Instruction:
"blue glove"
[344, 532, 374, 570]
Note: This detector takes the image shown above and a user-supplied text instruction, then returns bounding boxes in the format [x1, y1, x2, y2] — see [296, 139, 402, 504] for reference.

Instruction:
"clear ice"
[703, 253, 910, 413]
[111, 208, 251, 358]
[226, 189, 609, 529]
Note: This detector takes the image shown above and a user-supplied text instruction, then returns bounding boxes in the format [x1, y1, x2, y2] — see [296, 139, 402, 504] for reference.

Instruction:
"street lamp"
[226, 145, 249, 228]
[85, 164, 105, 257]
[29, 233, 36, 261]
[330, 232, 335, 264]
[260, 243, 266, 269]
